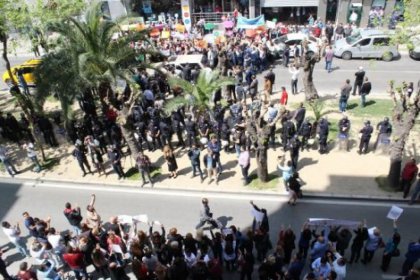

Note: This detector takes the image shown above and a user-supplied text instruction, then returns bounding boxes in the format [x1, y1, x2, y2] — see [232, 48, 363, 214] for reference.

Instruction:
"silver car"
[334, 29, 399, 61]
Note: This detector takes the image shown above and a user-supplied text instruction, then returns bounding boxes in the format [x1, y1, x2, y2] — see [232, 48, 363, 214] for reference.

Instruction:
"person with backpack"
[136, 151, 154, 188]
[63, 202, 83, 236]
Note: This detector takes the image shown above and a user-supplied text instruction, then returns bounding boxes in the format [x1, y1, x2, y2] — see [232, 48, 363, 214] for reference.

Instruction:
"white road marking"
[19, 180, 420, 208]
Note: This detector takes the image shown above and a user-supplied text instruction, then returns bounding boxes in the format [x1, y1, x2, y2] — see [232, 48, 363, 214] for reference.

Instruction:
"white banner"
[308, 218, 360, 229]
[180, 0, 192, 33]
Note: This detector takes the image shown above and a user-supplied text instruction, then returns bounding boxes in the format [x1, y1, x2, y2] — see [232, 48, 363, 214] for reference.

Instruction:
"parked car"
[267, 33, 321, 59]
[333, 29, 398, 61]
[2, 58, 41, 87]
[408, 35, 420, 60]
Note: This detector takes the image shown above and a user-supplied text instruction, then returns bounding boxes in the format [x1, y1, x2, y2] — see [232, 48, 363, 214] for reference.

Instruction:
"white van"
[334, 29, 399, 61]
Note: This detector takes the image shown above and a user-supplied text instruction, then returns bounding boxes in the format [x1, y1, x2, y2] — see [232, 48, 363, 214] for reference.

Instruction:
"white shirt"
[48, 234, 65, 252]
[2, 227, 20, 243]
[289, 67, 300, 80]
[333, 252, 347, 280]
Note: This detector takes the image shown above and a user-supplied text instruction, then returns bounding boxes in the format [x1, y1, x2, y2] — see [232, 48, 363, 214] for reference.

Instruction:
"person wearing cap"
[358, 120, 373, 154]
[318, 117, 329, 154]
[353, 66, 366, 95]
[374, 116, 392, 150]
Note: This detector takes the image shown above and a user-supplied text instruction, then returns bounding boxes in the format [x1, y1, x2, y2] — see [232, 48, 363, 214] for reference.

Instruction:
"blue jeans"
[13, 239, 29, 257]
[325, 60, 332, 72]
[339, 100, 348, 112]
[361, 93, 367, 107]
[192, 163, 204, 179]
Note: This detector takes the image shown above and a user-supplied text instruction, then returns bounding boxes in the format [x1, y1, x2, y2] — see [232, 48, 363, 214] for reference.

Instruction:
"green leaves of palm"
[164, 70, 235, 115]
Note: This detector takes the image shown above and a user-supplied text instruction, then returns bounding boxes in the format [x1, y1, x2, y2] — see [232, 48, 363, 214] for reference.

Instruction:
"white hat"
[358, 66, 363, 70]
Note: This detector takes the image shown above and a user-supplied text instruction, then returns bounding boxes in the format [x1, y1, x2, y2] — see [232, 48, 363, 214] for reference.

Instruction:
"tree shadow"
[298, 157, 318, 170]
[364, 100, 376, 107]
[347, 103, 358, 110]
[215, 216, 233, 228]
[223, 159, 238, 170]
[218, 170, 236, 181]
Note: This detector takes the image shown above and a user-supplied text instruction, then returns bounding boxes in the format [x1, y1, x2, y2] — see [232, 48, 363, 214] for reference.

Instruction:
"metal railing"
[191, 12, 233, 23]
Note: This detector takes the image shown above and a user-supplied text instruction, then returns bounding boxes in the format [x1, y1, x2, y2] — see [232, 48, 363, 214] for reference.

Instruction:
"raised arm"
[89, 194, 96, 208]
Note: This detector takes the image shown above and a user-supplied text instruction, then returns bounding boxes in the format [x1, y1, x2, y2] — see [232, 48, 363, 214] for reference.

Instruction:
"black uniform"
[185, 117, 198, 148]
[353, 69, 366, 95]
[318, 119, 329, 154]
[374, 119, 392, 150]
[359, 122, 373, 154]
[299, 120, 313, 151]
[72, 145, 92, 176]
[108, 147, 125, 179]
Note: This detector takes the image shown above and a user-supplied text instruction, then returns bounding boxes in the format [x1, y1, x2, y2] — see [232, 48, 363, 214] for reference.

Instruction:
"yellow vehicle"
[2, 58, 41, 86]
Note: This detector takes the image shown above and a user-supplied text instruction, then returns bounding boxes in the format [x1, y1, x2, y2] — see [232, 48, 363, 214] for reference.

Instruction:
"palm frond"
[163, 96, 188, 115]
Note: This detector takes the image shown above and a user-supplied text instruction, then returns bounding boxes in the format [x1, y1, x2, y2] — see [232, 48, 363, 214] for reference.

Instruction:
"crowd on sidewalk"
[1, 13, 420, 203]
[1, 196, 420, 280]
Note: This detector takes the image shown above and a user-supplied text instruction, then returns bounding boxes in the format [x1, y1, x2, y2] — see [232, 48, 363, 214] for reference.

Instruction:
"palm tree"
[163, 70, 235, 119]
[42, 3, 154, 160]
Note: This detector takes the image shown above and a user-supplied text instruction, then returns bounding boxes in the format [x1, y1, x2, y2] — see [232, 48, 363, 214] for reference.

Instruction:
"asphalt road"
[0, 179, 419, 279]
[1, 53, 419, 96]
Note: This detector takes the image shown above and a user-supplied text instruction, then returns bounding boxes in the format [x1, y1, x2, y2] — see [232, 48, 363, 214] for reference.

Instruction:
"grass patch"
[247, 173, 279, 190]
[375, 175, 399, 193]
[347, 99, 393, 119]
[126, 166, 162, 181]
[42, 157, 60, 170]
[328, 121, 339, 141]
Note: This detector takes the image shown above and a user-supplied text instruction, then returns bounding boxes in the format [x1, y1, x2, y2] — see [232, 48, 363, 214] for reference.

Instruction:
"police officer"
[37, 115, 58, 147]
[338, 115, 351, 137]
[185, 116, 198, 148]
[374, 117, 392, 150]
[107, 145, 125, 179]
[299, 118, 313, 151]
[293, 102, 306, 131]
[265, 66, 276, 85]
[318, 117, 329, 154]
[72, 143, 92, 177]
[359, 120, 374, 154]
[289, 136, 301, 170]
[159, 119, 173, 150]
[281, 118, 296, 151]
[147, 122, 162, 151]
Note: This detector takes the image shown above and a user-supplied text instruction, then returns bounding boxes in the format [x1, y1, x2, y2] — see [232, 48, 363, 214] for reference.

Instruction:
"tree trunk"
[256, 146, 268, 182]
[1, 32, 47, 161]
[303, 68, 318, 101]
[387, 87, 420, 188]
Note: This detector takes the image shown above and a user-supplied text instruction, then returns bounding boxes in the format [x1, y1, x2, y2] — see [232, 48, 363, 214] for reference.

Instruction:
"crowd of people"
[1, 13, 419, 201]
[1, 196, 420, 280]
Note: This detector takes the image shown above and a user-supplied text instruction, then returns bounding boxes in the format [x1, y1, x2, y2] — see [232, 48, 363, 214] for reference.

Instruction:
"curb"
[0, 175, 405, 203]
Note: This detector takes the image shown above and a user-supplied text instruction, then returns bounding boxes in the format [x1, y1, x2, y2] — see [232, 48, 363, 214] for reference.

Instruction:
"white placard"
[368, 226, 377, 236]
[153, 220, 162, 226]
[117, 215, 133, 224]
[387, 205, 403, 220]
[266, 20, 276, 29]
[251, 208, 265, 223]
[133, 214, 149, 224]
[111, 244, 123, 254]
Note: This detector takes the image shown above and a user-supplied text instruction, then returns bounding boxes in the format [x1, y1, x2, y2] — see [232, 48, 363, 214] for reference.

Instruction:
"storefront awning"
[261, 0, 319, 7]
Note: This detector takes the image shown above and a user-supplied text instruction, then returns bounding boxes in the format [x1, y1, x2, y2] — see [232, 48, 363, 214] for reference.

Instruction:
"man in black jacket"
[360, 77, 372, 107]
[359, 121, 374, 154]
[353, 66, 366, 95]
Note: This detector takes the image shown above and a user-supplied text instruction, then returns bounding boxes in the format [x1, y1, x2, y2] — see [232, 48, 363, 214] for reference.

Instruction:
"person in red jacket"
[280, 86, 289, 106]
[62, 246, 88, 280]
[401, 158, 419, 198]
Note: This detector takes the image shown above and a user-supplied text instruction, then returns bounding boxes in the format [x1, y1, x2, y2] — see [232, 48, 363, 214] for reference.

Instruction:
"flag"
[237, 15, 265, 29]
